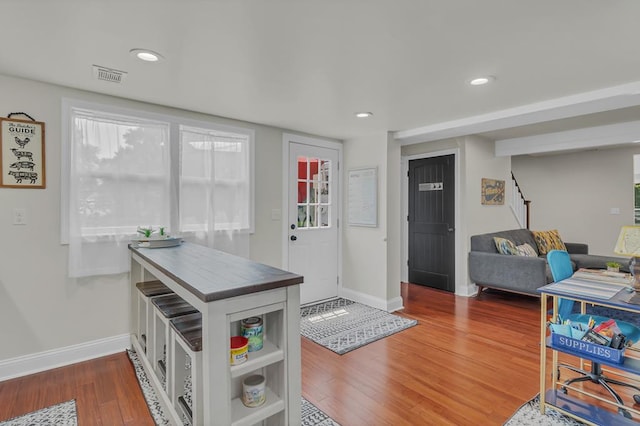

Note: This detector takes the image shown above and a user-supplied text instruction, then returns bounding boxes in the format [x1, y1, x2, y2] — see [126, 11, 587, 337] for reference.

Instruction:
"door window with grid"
[297, 157, 332, 228]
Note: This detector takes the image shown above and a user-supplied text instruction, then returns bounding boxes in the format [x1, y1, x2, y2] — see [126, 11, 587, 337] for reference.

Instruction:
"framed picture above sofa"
[481, 178, 504, 205]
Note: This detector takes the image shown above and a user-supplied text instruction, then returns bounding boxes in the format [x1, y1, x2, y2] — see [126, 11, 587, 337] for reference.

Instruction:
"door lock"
[290, 235, 297, 241]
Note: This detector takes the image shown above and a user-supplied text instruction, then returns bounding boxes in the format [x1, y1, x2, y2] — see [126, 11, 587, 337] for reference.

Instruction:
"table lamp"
[614, 225, 640, 291]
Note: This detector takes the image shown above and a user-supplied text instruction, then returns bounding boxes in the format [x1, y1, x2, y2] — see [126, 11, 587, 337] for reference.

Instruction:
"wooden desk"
[538, 278, 640, 425]
[129, 242, 303, 425]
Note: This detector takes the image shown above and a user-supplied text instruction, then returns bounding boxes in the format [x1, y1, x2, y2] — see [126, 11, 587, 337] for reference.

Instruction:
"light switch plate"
[13, 208, 27, 225]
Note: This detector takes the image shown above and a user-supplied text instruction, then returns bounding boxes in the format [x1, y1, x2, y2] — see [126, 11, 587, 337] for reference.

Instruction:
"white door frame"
[282, 133, 343, 298]
[401, 149, 463, 295]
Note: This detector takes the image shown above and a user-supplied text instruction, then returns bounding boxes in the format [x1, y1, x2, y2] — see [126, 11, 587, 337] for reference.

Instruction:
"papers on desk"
[572, 268, 633, 286]
[552, 269, 633, 300]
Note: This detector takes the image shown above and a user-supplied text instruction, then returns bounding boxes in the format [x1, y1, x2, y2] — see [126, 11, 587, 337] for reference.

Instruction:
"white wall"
[0, 73, 311, 364]
[512, 146, 640, 255]
[386, 133, 402, 304]
[463, 136, 519, 236]
[342, 133, 389, 305]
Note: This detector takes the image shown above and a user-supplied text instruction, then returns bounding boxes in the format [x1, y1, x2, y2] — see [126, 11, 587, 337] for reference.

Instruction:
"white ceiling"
[3, 0, 640, 144]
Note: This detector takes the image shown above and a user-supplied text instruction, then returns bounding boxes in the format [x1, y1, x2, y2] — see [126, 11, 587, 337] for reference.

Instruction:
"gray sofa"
[469, 229, 630, 296]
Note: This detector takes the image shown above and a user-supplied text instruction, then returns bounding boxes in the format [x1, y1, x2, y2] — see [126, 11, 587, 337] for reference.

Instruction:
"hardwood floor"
[0, 352, 154, 425]
[302, 284, 542, 426]
[1, 283, 624, 425]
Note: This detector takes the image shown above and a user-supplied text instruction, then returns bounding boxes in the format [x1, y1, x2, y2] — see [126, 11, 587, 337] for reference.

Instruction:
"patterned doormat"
[504, 395, 584, 426]
[0, 400, 77, 426]
[127, 349, 340, 425]
[300, 298, 418, 355]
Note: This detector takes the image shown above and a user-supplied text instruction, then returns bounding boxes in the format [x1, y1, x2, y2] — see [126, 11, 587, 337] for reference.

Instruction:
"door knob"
[290, 235, 297, 241]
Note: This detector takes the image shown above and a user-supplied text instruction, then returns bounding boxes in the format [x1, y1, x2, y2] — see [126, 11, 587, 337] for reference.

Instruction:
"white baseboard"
[386, 296, 405, 313]
[339, 288, 404, 312]
[0, 333, 131, 382]
[457, 283, 478, 297]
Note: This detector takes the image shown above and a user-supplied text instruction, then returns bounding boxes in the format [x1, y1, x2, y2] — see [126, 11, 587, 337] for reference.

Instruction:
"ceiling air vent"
[92, 65, 127, 83]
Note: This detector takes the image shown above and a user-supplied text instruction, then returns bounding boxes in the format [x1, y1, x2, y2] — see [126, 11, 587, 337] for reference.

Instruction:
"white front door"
[287, 141, 340, 305]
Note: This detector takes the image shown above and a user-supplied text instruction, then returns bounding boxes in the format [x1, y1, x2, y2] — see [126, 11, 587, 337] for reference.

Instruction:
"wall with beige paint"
[0, 73, 310, 362]
[512, 146, 640, 255]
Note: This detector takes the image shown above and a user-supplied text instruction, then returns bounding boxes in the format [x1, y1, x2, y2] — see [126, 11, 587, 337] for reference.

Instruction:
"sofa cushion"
[532, 229, 567, 255]
[516, 243, 538, 257]
[494, 237, 518, 255]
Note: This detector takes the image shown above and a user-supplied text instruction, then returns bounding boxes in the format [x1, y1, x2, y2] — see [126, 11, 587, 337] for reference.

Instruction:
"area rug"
[300, 298, 418, 355]
[504, 395, 584, 426]
[0, 400, 77, 426]
[301, 397, 340, 426]
[126, 349, 340, 425]
[127, 349, 170, 425]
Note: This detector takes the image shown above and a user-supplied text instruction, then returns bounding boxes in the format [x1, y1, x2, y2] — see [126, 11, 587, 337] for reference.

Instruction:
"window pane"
[298, 181, 307, 203]
[71, 110, 170, 236]
[320, 205, 329, 227]
[297, 205, 307, 227]
[297, 156, 308, 180]
[320, 159, 330, 183]
[319, 160, 330, 204]
[180, 125, 251, 231]
[309, 183, 318, 203]
[78, 177, 168, 234]
[308, 205, 317, 228]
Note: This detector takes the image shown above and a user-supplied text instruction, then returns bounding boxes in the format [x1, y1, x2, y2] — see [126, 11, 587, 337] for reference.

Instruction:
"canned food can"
[230, 336, 248, 365]
[242, 374, 266, 407]
[241, 317, 264, 352]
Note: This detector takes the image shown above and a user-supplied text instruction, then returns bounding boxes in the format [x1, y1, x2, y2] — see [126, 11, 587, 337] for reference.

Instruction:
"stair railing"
[510, 172, 530, 229]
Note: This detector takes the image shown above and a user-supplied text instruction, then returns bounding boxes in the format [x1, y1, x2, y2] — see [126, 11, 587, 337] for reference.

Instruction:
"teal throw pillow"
[493, 237, 518, 255]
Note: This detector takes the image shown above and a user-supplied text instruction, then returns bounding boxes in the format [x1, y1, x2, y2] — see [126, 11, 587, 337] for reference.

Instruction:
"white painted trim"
[340, 287, 403, 312]
[509, 204, 525, 229]
[495, 120, 640, 157]
[281, 133, 344, 299]
[281, 136, 289, 270]
[394, 81, 640, 145]
[386, 297, 405, 313]
[0, 334, 130, 381]
[401, 149, 463, 295]
[401, 158, 409, 283]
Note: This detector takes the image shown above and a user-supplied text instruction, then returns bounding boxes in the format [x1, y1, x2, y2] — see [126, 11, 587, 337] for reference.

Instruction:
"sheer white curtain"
[65, 103, 253, 278]
[67, 108, 171, 277]
[179, 125, 250, 258]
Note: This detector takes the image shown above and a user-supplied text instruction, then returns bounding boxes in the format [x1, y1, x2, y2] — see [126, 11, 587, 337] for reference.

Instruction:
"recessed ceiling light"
[355, 112, 373, 118]
[130, 48, 164, 62]
[469, 76, 495, 86]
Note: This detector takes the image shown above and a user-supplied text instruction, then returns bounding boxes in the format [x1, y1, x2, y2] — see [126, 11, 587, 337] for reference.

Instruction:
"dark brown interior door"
[408, 155, 455, 292]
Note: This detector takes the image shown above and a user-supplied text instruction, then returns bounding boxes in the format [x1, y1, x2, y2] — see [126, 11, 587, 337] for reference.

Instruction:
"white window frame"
[61, 98, 255, 244]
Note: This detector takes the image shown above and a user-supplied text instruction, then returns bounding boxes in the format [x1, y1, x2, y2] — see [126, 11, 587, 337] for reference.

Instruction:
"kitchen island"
[129, 242, 303, 425]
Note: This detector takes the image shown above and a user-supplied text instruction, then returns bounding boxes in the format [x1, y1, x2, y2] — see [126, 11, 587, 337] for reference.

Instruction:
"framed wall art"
[0, 117, 46, 188]
[481, 178, 504, 205]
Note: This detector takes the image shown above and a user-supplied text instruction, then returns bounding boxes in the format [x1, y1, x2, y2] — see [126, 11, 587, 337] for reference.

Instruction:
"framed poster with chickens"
[0, 117, 46, 188]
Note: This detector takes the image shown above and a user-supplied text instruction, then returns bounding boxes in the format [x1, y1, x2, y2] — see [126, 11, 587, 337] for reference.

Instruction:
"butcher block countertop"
[129, 242, 303, 302]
